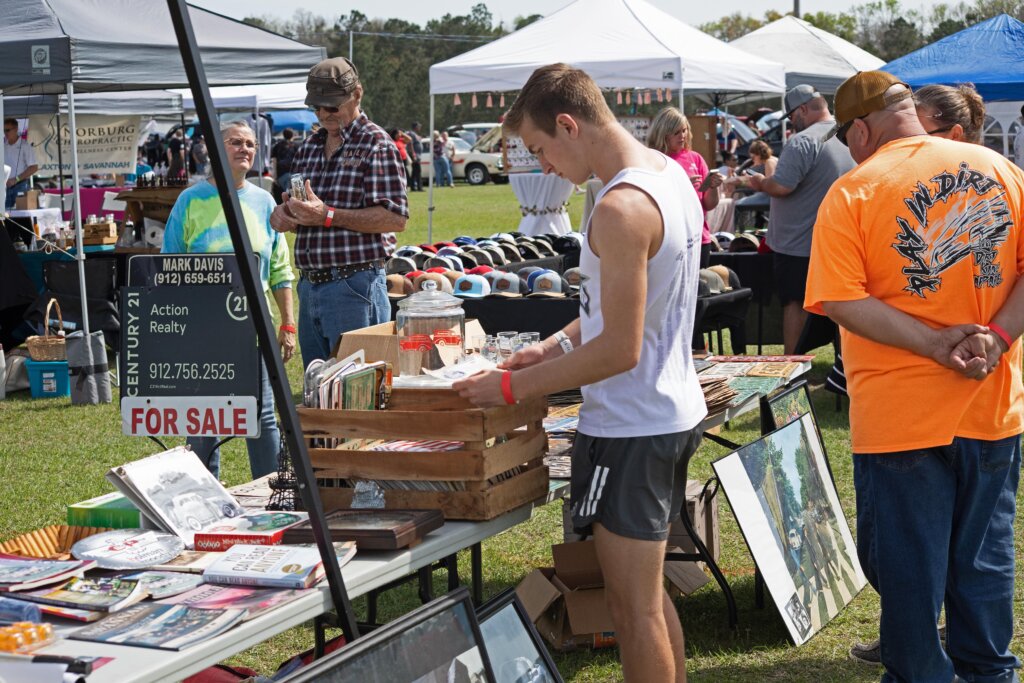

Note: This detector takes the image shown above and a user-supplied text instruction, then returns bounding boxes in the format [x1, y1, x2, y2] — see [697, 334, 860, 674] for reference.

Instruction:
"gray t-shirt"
[766, 120, 855, 257]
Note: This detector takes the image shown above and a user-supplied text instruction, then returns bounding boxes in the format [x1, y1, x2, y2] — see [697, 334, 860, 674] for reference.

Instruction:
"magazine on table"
[13, 576, 147, 613]
[157, 584, 306, 621]
[34, 603, 105, 622]
[69, 603, 246, 650]
[203, 542, 356, 590]
[120, 571, 204, 599]
[147, 550, 223, 574]
[0, 555, 97, 592]
[105, 447, 246, 548]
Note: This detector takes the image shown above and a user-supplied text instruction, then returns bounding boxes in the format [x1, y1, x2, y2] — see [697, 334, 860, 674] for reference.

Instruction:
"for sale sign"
[120, 255, 261, 437]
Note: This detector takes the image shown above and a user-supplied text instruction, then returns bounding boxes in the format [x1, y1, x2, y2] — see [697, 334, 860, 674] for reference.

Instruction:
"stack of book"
[700, 376, 737, 414]
[0, 555, 96, 593]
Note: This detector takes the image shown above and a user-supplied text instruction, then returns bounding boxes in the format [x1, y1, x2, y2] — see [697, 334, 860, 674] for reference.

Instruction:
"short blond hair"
[647, 107, 689, 154]
[503, 63, 614, 137]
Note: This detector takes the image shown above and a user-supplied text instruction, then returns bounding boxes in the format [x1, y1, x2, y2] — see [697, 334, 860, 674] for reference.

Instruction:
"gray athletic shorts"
[569, 428, 703, 541]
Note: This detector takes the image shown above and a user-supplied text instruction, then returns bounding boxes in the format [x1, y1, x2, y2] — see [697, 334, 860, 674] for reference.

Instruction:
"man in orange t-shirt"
[806, 71, 1024, 683]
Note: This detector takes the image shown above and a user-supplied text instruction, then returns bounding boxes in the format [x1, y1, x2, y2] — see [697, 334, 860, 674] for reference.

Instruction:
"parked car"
[420, 136, 505, 185]
[447, 122, 499, 145]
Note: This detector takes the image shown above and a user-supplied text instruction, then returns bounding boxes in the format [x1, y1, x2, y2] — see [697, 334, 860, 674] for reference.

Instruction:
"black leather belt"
[300, 260, 385, 285]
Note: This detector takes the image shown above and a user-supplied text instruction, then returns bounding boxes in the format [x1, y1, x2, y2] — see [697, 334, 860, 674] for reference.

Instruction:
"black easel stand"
[166, 0, 360, 648]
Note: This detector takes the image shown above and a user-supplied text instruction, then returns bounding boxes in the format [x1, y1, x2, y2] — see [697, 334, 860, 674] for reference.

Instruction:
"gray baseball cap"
[783, 84, 821, 118]
[305, 57, 360, 108]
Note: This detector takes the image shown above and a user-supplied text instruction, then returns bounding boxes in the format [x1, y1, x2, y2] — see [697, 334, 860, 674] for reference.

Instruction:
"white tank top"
[576, 156, 708, 437]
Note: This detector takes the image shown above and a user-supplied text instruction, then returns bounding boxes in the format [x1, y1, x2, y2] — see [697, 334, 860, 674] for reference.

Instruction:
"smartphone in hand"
[698, 171, 721, 192]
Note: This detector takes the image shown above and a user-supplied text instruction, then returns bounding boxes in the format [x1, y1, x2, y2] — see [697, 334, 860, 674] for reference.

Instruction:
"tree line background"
[243, 0, 1024, 134]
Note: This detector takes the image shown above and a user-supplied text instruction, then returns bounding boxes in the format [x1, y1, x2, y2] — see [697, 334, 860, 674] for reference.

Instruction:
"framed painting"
[477, 588, 562, 683]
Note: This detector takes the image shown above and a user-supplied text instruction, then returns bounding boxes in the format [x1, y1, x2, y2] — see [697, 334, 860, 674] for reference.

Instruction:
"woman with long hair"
[647, 107, 722, 267]
[913, 83, 986, 144]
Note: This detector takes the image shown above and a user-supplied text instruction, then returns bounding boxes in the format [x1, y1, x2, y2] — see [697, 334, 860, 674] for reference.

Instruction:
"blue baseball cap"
[453, 274, 491, 298]
[452, 236, 478, 247]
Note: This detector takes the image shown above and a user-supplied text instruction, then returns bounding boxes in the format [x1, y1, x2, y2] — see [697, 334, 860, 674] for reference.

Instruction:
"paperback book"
[105, 447, 246, 548]
[0, 555, 96, 592]
[15, 576, 146, 613]
[203, 542, 356, 590]
[69, 603, 246, 651]
[36, 603, 105, 622]
[158, 584, 305, 621]
[148, 550, 223, 574]
[191, 512, 308, 552]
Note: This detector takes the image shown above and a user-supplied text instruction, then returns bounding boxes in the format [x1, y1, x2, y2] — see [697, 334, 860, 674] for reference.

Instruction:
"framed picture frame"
[477, 588, 563, 683]
[279, 586, 496, 683]
[760, 380, 832, 482]
[280, 509, 445, 550]
[712, 414, 866, 645]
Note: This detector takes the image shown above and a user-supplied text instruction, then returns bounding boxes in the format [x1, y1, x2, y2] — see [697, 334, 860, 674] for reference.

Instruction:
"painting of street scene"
[713, 414, 866, 644]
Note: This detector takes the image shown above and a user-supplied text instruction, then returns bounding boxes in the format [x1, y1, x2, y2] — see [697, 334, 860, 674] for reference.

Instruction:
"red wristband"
[323, 207, 335, 228]
[989, 322, 1013, 350]
[501, 371, 516, 405]
[279, 324, 297, 334]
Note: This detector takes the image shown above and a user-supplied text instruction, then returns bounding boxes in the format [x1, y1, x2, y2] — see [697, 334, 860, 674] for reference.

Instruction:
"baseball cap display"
[498, 243, 523, 263]
[453, 274, 491, 298]
[395, 245, 422, 257]
[418, 243, 438, 254]
[699, 268, 727, 296]
[386, 256, 417, 275]
[413, 272, 454, 294]
[490, 232, 516, 244]
[707, 265, 735, 291]
[386, 273, 414, 298]
[452, 236, 478, 247]
[305, 57, 360, 109]
[827, 70, 912, 142]
[729, 232, 760, 252]
[480, 245, 508, 266]
[517, 241, 544, 260]
[528, 271, 569, 297]
[553, 234, 583, 254]
[467, 265, 494, 276]
[783, 84, 821, 118]
[467, 249, 495, 268]
[563, 267, 583, 292]
[488, 271, 524, 297]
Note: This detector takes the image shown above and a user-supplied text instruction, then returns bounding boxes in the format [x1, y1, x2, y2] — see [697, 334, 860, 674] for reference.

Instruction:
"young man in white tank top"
[454, 64, 706, 683]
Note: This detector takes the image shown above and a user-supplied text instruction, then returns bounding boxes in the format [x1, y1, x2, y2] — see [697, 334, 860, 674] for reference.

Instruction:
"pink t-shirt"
[670, 149, 711, 244]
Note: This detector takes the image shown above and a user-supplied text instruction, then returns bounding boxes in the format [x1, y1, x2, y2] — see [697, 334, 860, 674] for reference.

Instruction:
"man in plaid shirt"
[271, 57, 408, 364]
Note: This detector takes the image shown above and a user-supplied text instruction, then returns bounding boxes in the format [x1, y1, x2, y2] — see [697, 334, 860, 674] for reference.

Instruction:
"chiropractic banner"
[28, 114, 141, 177]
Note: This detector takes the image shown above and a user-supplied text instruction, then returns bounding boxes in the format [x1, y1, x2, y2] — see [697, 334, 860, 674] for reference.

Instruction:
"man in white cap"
[747, 85, 854, 353]
[271, 57, 408, 364]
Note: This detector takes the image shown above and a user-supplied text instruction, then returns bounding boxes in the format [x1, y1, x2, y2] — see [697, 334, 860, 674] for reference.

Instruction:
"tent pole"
[66, 82, 90, 337]
[427, 93, 435, 243]
[56, 112, 65, 196]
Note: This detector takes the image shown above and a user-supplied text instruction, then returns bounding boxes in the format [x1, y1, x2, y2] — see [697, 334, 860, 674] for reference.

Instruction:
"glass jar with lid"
[395, 290, 465, 378]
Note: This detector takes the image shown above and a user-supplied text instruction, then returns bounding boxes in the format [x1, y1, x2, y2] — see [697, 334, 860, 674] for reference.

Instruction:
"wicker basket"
[0, 525, 110, 560]
[25, 298, 67, 361]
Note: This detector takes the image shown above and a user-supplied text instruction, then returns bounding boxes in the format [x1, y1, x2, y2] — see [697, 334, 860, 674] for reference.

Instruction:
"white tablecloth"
[510, 173, 574, 236]
[8, 207, 63, 232]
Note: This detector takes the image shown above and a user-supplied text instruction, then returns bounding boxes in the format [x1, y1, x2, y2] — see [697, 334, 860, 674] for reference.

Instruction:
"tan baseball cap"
[826, 70, 912, 141]
[305, 57, 360, 108]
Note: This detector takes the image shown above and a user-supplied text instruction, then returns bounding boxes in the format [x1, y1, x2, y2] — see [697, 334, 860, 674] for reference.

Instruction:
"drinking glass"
[496, 331, 518, 360]
[482, 336, 500, 362]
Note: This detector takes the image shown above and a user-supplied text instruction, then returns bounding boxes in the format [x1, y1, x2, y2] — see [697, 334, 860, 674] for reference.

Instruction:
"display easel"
[166, 0, 361, 650]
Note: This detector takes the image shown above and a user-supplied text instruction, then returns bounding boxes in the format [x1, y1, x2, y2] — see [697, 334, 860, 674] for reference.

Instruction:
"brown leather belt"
[300, 260, 385, 285]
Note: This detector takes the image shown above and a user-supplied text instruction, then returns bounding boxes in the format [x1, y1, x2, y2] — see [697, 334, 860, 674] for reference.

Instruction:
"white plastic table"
[36, 498, 560, 682]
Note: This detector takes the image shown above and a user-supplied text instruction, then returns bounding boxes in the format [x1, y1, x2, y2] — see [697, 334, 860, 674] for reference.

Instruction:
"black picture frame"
[279, 587, 496, 683]
[760, 380, 833, 482]
[477, 588, 563, 683]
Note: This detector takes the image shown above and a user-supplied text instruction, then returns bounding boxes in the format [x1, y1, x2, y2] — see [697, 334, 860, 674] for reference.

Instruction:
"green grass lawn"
[1, 182, 1021, 681]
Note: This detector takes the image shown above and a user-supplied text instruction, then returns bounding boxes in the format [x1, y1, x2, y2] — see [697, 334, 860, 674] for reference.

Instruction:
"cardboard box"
[667, 479, 720, 565]
[15, 189, 40, 210]
[332, 319, 485, 374]
[516, 540, 616, 652]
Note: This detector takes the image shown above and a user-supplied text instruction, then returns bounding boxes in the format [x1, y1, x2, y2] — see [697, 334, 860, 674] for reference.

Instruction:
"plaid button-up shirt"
[292, 113, 408, 270]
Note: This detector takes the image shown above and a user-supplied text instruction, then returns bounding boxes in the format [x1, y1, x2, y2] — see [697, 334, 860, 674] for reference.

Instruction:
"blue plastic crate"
[25, 359, 70, 398]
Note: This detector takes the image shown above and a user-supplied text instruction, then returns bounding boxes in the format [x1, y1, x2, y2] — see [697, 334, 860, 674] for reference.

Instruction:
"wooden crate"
[297, 388, 549, 520]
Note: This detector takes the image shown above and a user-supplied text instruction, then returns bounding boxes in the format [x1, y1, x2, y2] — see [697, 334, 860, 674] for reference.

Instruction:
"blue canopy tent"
[883, 14, 1024, 101]
[268, 109, 317, 134]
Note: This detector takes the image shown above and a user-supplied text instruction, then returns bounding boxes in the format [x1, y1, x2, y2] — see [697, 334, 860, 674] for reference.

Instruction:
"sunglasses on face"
[926, 123, 956, 136]
[835, 116, 868, 147]
[314, 105, 340, 114]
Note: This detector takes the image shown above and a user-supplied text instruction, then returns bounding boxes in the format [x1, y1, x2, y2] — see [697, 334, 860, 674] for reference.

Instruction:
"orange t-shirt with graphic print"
[806, 136, 1024, 454]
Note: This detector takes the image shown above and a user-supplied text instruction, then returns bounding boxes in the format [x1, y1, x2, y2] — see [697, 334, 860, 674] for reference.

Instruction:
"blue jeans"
[5, 179, 28, 209]
[433, 157, 452, 186]
[297, 268, 390, 364]
[188, 360, 280, 480]
[854, 436, 1021, 683]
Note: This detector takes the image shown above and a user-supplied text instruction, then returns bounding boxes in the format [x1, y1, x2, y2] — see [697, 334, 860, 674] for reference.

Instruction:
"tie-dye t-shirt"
[162, 180, 294, 295]
[805, 136, 1024, 453]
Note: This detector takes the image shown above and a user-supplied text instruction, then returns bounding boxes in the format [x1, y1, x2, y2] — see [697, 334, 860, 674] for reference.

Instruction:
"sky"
[190, 0, 946, 32]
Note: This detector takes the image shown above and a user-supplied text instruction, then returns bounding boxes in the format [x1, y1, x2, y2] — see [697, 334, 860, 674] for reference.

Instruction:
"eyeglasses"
[313, 105, 340, 114]
[925, 123, 956, 136]
[225, 138, 256, 150]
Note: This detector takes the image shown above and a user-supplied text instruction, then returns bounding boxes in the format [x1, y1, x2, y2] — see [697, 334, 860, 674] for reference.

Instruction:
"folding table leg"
[417, 565, 434, 604]
[471, 543, 483, 605]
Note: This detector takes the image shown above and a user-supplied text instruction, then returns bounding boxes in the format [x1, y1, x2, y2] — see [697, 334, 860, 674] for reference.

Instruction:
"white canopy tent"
[0, 0, 325, 337]
[426, 0, 787, 235]
[729, 16, 884, 94]
[172, 82, 308, 112]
